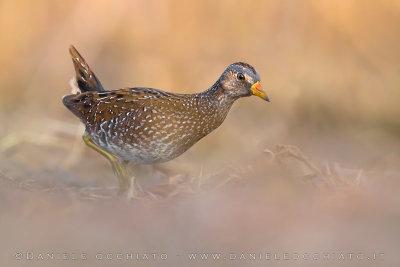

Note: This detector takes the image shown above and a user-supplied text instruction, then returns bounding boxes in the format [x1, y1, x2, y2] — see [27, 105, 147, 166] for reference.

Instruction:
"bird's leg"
[120, 160, 143, 198]
[82, 133, 140, 198]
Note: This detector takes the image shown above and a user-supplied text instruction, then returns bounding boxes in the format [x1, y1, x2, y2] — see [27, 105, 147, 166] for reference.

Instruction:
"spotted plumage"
[64, 86, 234, 163]
[62, 46, 269, 196]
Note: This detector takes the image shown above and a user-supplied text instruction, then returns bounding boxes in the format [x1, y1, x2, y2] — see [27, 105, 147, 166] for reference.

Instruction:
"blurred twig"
[264, 144, 366, 190]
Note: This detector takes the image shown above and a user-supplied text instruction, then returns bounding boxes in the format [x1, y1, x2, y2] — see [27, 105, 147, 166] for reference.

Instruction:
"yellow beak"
[251, 81, 270, 102]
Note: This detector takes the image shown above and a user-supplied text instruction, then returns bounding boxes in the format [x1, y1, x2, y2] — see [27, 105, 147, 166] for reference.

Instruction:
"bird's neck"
[195, 81, 236, 128]
[201, 80, 235, 106]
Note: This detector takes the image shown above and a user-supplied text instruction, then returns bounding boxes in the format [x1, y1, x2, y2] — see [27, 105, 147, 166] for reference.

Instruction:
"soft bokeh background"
[1, 0, 399, 266]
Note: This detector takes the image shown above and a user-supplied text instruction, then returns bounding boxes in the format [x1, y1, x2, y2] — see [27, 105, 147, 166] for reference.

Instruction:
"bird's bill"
[251, 81, 270, 102]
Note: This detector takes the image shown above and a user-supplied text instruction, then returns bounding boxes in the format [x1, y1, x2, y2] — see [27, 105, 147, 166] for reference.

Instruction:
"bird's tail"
[69, 45, 105, 93]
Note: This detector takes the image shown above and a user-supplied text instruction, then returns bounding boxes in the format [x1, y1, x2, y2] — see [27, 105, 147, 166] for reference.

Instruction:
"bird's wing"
[62, 87, 182, 126]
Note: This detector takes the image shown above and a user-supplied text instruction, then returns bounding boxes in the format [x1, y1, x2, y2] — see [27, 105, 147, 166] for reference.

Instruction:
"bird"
[63, 46, 269, 198]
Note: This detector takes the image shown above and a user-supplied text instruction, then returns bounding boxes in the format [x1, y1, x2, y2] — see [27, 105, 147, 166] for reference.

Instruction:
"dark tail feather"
[69, 45, 105, 93]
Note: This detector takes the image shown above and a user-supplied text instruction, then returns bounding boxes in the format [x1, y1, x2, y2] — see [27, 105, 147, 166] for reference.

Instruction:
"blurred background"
[0, 0, 399, 266]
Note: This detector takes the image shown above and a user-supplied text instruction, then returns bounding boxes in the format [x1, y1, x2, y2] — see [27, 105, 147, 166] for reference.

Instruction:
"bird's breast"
[86, 98, 229, 163]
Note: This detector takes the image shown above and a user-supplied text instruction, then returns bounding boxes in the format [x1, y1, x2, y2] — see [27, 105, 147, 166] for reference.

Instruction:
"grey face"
[219, 62, 260, 99]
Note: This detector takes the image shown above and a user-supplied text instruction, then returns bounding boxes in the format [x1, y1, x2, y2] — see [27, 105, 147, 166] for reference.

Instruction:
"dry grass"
[0, 124, 381, 201]
[1, 125, 399, 267]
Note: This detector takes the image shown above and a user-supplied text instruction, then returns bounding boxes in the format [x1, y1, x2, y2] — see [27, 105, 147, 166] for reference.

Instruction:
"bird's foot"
[118, 176, 146, 200]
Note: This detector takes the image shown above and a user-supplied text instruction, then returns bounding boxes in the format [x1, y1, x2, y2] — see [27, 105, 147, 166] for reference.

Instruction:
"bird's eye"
[237, 73, 245, 81]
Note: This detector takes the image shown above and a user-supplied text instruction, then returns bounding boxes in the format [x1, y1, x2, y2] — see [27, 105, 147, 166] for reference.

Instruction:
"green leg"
[82, 133, 140, 198]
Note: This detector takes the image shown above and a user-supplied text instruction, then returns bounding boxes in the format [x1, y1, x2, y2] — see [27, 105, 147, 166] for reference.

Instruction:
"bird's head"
[218, 62, 269, 102]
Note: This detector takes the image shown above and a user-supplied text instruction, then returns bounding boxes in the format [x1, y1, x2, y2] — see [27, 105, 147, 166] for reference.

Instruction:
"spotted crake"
[63, 46, 269, 197]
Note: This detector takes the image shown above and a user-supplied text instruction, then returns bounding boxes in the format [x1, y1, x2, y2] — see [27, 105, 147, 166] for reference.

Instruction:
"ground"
[0, 117, 399, 267]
